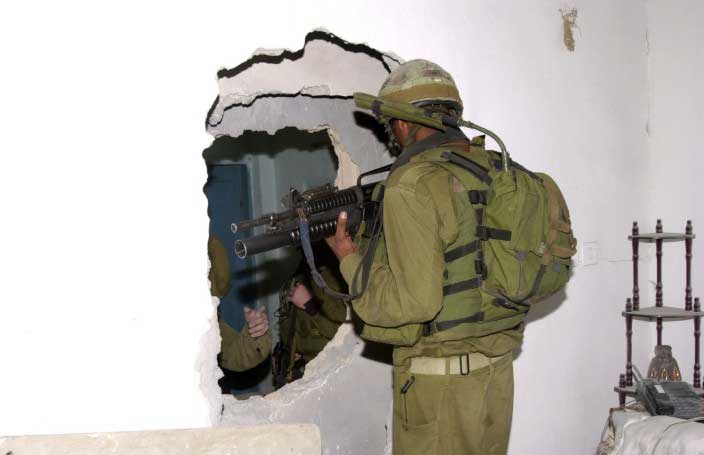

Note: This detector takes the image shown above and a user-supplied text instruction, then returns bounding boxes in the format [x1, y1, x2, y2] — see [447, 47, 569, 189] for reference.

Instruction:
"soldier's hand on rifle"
[288, 282, 313, 310]
[325, 211, 357, 260]
[244, 307, 269, 338]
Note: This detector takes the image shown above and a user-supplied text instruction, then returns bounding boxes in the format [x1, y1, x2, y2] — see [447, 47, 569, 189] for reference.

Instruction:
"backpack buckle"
[422, 321, 437, 337]
[459, 353, 470, 376]
[468, 190, 487, 205]
[475, 260, 488, 279]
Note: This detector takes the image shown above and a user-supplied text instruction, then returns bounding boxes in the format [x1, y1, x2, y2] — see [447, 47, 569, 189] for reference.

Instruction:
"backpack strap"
[422, 311, 486, 336]
[441, 151, 492, 185]
[444, 239, 480, 262]
[489, 153, 541, 181]
[475, 226, 512, 241]
[390, 128, 468, 174]
[443, 277, 481, 296]
[438, 150, 515, 283]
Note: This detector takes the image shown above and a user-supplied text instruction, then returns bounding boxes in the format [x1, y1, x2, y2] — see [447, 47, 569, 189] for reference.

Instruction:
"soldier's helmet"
[378, 59, 463, 113]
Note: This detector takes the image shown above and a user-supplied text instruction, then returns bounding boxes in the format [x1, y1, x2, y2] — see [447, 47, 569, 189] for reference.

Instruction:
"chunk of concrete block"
[0, 424, 321, 455]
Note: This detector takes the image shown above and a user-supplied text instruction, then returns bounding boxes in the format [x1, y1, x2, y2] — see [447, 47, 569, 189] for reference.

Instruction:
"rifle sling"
[390, 127, 469, 173]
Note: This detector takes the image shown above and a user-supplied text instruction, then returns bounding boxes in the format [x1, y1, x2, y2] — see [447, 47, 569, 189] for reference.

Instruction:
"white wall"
[0, 1, 652, 454]
[645, 0, 704, 385]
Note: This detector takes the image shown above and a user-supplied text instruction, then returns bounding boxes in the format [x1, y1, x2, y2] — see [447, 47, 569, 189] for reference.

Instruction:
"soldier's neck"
[414, 126, 438, 143]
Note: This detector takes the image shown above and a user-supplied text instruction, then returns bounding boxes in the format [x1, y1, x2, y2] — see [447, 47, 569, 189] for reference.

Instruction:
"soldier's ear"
[391, 119, 410, 145]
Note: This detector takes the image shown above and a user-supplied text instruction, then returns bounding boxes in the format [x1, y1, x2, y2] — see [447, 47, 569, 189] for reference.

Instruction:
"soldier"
[208, 234, 271, 372]
[274, 245, 347, 388]
[326, 60, 523, 455]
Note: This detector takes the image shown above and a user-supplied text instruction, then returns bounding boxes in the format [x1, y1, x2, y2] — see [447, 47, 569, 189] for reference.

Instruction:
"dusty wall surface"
[0, 2, 655, 455]
[0, 425, 321, 455]
[644, 0, 704, 386]
[221, 325, 392, 455]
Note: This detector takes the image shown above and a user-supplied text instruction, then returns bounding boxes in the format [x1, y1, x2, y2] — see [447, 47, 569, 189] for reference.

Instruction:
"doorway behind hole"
[204, 128, 339, 396]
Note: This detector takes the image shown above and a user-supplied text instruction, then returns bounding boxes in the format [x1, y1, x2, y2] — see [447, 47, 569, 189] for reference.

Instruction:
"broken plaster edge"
[325, 127, 361, 188]
[196, 289, 225, 425]
[208, 89, 344, 127]
[217, 85, 335, 110]
[202, 122, 361, 425]
[209, 28, 402, 127]
[249, 26, 403, 64]
[220, 322, 363, 414]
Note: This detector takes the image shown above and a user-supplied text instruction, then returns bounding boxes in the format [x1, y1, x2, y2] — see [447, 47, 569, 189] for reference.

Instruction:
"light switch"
[582, 241, 599, 266]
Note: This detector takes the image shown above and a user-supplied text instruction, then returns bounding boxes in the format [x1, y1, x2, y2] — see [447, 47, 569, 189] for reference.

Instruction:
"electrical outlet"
[582, 241, 599, 266]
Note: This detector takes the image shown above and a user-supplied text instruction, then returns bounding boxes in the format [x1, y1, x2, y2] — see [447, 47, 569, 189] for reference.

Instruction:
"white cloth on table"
[601, 409, 704, 455]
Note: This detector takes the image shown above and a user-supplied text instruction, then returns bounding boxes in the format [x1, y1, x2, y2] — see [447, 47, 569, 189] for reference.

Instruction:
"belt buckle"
[459, 353, 470, 375]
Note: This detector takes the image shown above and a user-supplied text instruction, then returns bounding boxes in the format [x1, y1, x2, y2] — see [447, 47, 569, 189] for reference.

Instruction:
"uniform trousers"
[392, 353, 514, 455]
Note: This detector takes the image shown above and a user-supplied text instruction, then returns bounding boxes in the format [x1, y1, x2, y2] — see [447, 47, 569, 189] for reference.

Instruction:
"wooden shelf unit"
[617, 220, 701, 407]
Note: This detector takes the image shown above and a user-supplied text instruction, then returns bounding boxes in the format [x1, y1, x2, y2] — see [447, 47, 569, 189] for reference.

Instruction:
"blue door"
[204, 164, 256, 331]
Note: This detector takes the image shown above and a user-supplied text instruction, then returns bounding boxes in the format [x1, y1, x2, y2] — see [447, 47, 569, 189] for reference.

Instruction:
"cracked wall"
[0, 3, 657, 454]
[204, 30, 399, 455]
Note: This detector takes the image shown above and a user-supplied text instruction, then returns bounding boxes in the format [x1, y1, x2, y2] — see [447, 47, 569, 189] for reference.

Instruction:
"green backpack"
[402, 136, 578, 344]
[360, 136, 577, 346]
[430, 136, 577, 317]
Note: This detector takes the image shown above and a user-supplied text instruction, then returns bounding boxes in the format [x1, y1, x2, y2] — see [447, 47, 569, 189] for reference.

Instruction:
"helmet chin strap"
[382, 121, 402, 154]
[403, 123, 424, 147]
[383, 119, 424, 153]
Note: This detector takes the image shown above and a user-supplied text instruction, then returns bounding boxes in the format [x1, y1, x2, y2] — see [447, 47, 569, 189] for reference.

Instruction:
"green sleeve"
[219, 319, 272, 372]
[305, 298, 347, 339]
[304, 265, 347, 338]
[340, 176, 448, 327]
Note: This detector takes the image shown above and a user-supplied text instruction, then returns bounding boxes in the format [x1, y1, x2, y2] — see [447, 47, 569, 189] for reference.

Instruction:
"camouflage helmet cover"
[378, 59, 463, 112]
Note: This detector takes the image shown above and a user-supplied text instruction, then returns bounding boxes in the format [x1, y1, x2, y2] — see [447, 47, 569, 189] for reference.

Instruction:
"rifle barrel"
[231, 210, 295, 234]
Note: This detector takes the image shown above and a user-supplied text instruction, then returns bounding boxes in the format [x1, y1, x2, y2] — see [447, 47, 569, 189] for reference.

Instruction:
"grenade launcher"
[233, 92, 510, 260]
[231, 165, 389, 259]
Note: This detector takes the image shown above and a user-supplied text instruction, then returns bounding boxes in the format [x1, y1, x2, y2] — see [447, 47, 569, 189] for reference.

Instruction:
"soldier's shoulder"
[387, 159, 452, 190]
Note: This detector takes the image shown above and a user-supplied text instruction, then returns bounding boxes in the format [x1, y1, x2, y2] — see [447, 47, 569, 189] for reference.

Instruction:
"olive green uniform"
[208, 235, 272, 372]
[279, 248, 347, 378]
[339, 144, 522, 455]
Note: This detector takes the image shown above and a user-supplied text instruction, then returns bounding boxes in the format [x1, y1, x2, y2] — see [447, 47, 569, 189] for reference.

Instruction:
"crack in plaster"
[208, 92, 352, 128]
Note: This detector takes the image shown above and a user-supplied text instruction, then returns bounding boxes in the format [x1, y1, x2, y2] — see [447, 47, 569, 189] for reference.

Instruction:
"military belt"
[408, 352, 510, 376]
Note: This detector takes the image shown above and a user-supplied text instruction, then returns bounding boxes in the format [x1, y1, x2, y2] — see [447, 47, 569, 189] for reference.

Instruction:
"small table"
[599, 407, 704, 455]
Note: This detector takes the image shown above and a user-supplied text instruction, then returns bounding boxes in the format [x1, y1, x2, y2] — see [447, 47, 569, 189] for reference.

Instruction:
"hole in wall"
[204, 127, 346, 397]
[201, 29, 401, 454]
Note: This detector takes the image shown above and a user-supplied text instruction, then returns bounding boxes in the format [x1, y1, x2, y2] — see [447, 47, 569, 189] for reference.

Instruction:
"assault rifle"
[232, 92, 511, 299]
[231, 165, 390, 259]
[272, 273, 301, 390]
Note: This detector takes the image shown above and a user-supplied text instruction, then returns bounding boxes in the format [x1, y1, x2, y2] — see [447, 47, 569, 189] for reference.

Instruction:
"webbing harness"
[422, 142, 527, 336]
[297, 129, 469, 301]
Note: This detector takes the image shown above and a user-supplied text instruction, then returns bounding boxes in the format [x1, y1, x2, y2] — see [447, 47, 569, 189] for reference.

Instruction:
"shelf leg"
[686, 220, 693, 311]
[695, 298, 701, 388]
[632, 222, 640, 311]
[656, 219, 663, 346]
[619, 374, 626, 407]
[626, 298, 633, 387]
